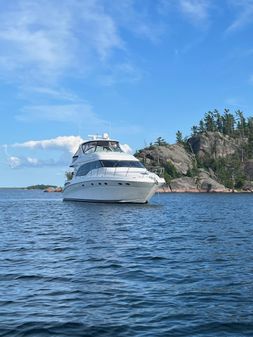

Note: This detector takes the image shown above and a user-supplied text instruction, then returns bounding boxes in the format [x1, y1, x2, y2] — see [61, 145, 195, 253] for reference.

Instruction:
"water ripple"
[0, 190, 253, 336]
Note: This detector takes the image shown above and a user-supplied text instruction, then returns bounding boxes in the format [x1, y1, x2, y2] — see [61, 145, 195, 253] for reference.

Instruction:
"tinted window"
[76, 161, 102, 176]
[100, 160, 144, 168]
[82, 141, 123, 153]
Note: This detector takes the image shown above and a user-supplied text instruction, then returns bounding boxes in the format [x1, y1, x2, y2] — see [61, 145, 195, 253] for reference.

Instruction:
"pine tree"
[176, 130, 183, 143]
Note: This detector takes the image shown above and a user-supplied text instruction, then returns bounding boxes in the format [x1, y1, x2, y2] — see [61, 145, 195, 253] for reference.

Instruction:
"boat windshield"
[82, 141, 123, 154]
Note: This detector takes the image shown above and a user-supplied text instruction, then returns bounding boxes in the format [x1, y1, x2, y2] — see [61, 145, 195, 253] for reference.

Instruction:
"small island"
[135, 109, 253, 193]
[26, 185, 63, 192]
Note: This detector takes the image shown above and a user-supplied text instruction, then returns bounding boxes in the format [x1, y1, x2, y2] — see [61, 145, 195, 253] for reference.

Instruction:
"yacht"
[63, 133, 165, 203]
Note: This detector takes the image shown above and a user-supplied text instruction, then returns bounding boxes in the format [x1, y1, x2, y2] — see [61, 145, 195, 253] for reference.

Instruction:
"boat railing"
[144, 166, 164, 177]
[89, 166, 142, 178]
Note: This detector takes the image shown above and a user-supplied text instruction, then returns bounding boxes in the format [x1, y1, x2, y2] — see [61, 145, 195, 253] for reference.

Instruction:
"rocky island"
[135, 109, 253, 193]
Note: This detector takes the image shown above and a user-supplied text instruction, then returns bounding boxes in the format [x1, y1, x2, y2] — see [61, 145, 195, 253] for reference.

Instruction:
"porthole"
[126, 183, 130, 185]
[91, 183, 94, 186]
[118, 182, 122, 185]
[104, 182, 108, 185]
[98, 182, 102, 185]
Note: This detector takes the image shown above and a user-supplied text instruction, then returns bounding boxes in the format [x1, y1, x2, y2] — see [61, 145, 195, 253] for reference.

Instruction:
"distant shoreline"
[157, 187, 253, 193]
[0, 185, 62, 191]
[1, 187, 252, 194]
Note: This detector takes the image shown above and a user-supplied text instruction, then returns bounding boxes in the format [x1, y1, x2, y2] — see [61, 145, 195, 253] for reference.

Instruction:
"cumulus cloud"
[12, 135, 84, 154]
[6, 135, 133, 168]
[12, 135, 132, 154]
[7, 155, 68, 169]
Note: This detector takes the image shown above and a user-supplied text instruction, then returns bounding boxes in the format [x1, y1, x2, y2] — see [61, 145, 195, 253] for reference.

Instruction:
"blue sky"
[1, 0, 253, 187]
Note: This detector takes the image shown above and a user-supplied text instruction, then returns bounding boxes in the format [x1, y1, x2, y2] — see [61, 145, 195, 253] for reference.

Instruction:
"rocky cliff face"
[244, 160, 253, 180]
[136, 132, 253, 192]
[138, 144, 194, 175]
[188, 131, 241, 159]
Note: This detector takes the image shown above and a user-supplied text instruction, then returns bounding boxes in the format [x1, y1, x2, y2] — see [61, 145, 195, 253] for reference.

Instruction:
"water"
[0, 189, 253, 337]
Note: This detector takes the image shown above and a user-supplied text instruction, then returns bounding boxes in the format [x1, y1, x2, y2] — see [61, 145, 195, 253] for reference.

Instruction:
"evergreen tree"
[191, 125, 198, 135]
[176, 130, 183, 143]
[204, 111, 216, 132]
[154, 137, 168, 146]
[222, 109, 235, 136]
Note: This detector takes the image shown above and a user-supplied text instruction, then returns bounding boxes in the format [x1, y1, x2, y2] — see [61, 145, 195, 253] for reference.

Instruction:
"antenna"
[88, 134, 101, 140]
[87, 133, 110, 140]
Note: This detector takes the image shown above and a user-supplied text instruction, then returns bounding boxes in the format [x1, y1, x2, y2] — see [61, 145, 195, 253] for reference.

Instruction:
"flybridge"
[87, 133, 110, 140]
[70, 134, 123, 166]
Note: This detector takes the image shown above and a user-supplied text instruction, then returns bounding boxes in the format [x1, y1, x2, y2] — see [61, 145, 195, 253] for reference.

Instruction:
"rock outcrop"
[244, 160, 253, 180]
[138, 144, 193, 175]
[188, 131, 241, 159]
[136, 131, 253, 192]
[169, 177, 197, 192]
[242, 181, 253, 192]
[196, 170, 227, 192]
[167, 172, 227, 192]
[44, 186, 63, 192]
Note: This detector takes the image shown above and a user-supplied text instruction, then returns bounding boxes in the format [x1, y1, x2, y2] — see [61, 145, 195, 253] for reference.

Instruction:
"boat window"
[108, 141, 123, 152]
[100, 160, 144, 168]
[72, 155, 78, 162]
[82, 142, 97, 154]
[76, 160, 102, 176]
[82, 141, 123, 153]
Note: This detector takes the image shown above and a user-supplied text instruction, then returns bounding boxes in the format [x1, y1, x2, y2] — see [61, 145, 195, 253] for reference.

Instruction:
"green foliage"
[191, 108, 243, 137]
[154, 137, 168, 146]
[197, 154, 246, 189]
[164, 161, 181, 181]
[164, 171, 172, 184]
[65, 171, 74, 181]
[26, 184, 57, 190]
[176, 130, 183, 143]
[135, 108, 253, 190]
[186, 162, 199, 177]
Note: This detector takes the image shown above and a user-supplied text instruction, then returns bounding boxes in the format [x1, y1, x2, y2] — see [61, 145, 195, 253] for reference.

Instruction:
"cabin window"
[76, 160, 102, 176]
[100, 160, 144, 168]
[82, 141, 123, 153]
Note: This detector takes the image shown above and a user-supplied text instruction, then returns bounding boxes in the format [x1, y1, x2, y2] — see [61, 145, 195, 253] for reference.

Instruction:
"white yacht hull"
[63, 179, 162, 203]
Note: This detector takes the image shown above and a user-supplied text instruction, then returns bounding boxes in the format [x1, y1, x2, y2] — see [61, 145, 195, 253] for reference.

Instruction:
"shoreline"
[157, 187, 253, 193]
[1, 187, 252, 194]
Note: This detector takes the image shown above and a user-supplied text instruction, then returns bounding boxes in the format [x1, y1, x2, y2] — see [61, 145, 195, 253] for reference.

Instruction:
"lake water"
[0, 189, 253, 337]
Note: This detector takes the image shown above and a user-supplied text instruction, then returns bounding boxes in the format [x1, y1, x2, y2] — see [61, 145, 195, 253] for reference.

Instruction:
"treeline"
[26, 184, 57, 190]
[191, 109, 253, 138]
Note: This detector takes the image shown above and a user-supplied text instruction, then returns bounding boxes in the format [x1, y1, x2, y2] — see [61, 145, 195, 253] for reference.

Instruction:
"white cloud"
[0, 0, 165, 87]
[8, 155, 68, 169]
[12, 135, 84, 154]
[98, 62, 142, 86]
[106, 1, 164, 43]
[120, 144, 133, 154]
[23, 87, 80, 102]
[0, 0, 168, 87]
[8, 156, 22, 169]
[6, 135, 133, 168]
[16, 103, 107, 127]
[12, 135, 133, 155]
[179, 0, 210, 22]
[0, 0, 123, 82]
[226, 1, 253, 33]
[15, 102, 141, 136]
